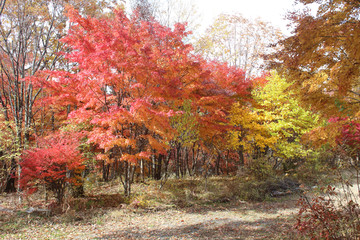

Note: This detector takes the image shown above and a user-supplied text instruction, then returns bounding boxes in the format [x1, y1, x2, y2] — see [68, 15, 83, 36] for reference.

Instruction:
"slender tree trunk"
[179, 147, 183, 178]
[225, 150, 229, 175]
[203, 152, 208, 191]
[102, 161, 110, 182]
[140, 159, 145, 182]
[184, 147, 191, 176]
[120, 161, 135, 197]
[191, 146, 197, 176]
[175, 143, 181, 178]
[215, 153, 220, 175]
[159, 153, 171, 189]
[238, 146, 245, 166]
[154, 155, 162, 180]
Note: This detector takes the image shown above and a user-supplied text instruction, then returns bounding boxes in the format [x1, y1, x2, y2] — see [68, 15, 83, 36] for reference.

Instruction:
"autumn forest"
[1, 0, 360, 239]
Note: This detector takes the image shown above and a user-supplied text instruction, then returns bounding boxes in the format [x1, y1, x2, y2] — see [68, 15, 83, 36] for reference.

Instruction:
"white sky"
[124, 0, 317, 36]
[193, 0, 309, 36]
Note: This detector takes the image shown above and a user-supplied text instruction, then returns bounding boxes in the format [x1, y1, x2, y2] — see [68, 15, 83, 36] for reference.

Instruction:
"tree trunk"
[191, 145, 199, 176]
[102, 161, 110, 182]
[153, 155, 162, 180]
[120, 161, 135, 197]
[159, 153, 171, 189]
[4, 155, 16, 193]
[215, 153, 221, 175]
[175, 143, 181, 178]
[4, 174, 15, 192]
[140, 159, 145, 182]
[184, 147, 191, 176]
[238, 146, 245, 166]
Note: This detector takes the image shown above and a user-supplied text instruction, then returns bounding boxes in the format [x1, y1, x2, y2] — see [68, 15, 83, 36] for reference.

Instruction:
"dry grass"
[0, 176, 305, 239]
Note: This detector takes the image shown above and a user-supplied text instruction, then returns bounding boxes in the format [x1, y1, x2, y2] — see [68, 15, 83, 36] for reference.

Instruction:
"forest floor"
[0, 197, 299, 239]
[0, 176, 326, 240]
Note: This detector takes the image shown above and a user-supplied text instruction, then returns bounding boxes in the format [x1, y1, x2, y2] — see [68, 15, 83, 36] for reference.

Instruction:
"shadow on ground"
[96, 216, 294, 240]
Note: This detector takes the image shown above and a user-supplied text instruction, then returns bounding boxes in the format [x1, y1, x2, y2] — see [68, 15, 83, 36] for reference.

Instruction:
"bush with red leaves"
[20, 132, 85, 203]
[295, 185, 360, 239]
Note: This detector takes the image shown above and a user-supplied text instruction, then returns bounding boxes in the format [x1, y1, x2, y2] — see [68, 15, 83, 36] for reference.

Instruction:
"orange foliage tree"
[269, 0, 360, 167]
[269, 0, 360, 118]
[40, 8, 251, 196]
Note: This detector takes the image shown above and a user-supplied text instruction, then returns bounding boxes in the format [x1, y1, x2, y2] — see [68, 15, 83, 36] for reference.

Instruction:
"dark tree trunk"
[5, 176, 15, 192]
[153, 155, 162, 180]
[215, 153, 221, 175]
[175, 143, 181, 178]
[102, 161, 110, 182]
[238, 146, 245, 166]
[184, 147, 191, 176]
[4, 159, 16, 193]
[225, 150, 230, 175]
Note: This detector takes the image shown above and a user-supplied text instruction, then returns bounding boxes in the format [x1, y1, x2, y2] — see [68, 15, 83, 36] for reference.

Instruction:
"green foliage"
[0, 118, 21, 192]
[253, 72, 320, 160]
[171, 100, 199, 147]
[234, 180, 272, 202]
[0, 119, 20, 158]
[247, 157, 275, 181]
[129, 194, 155, 209]
[292, 147, 335, 185]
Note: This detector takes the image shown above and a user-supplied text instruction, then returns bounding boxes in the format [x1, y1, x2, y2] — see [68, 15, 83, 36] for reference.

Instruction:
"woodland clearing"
[0, 177, 303, 240]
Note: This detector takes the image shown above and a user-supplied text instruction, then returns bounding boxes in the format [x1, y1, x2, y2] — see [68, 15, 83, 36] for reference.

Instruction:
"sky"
[193, 0, 307, 36]
[124, 0, 317, 36]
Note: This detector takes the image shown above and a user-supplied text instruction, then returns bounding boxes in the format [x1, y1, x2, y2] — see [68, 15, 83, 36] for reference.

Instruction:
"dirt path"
[94, 203, 298, 240]
[1, 199, 299, 240]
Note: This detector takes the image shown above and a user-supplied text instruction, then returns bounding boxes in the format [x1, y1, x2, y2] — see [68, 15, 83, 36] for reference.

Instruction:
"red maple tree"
[38, 8, 252, 196]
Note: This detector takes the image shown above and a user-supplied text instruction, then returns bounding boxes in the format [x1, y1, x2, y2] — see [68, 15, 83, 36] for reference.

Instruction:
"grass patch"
[125, 176, 297, 209]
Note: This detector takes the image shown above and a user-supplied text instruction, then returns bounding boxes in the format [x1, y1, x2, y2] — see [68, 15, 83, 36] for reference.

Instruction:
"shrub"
[247, 157, 274, 180]
[20, 132, 85, 204]
[296, 185, 360, 239]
